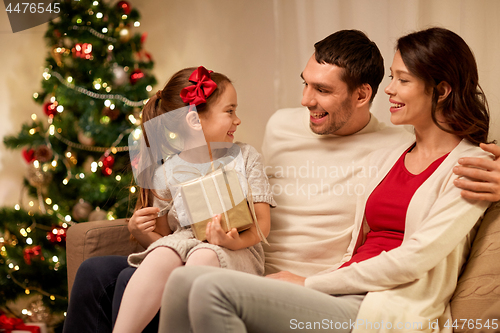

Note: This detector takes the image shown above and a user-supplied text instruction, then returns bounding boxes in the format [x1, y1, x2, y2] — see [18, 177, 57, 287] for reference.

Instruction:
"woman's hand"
[266, 271, 306, 286]
[128, 207, 159, 236]
[205, 214, 241, 250]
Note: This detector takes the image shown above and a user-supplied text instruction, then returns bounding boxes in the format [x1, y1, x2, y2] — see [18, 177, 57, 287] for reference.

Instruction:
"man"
[63, 30, 500, 333]
[262, 30, 410, 276]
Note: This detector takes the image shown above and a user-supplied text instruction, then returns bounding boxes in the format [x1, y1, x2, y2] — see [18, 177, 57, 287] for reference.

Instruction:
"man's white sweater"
[262, 107, 412, 276]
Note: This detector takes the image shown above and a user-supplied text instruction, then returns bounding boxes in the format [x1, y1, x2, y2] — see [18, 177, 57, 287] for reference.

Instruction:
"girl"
[112, 66, 275, 333]
[159, 28, 492, 332]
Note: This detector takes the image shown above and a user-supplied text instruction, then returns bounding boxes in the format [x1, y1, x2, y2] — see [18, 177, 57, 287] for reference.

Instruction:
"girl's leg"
[160, 266, 227, 333]
[111, 266, 136, 326]
[112, 247, 182, 333]
[111, 266, 160, 333]
[154, 249, 219, 332]
[185, 248, 220, 267]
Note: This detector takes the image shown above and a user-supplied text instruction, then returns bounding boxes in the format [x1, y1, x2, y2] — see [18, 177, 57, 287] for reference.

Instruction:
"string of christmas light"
[36, 189, 46, 214]
[110, 196, 130, 211]
[54, 210, 76, 226]
[50, 71, 147, 107]
[8, 271, 67, 301]
[71, 25, 118, 43]
[52, 129, 131, 152]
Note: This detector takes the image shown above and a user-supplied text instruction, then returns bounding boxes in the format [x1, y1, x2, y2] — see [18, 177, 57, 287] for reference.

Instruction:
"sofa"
[66, 201, 500, 332]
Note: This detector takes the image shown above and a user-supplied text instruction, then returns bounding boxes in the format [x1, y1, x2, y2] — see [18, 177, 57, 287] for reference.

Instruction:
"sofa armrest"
[66, 218, 144, 296]
[451, 200, 500, 329]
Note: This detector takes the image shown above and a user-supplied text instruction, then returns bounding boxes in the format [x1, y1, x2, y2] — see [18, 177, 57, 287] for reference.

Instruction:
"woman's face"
[199, 83, 241, 144]
[384, 51, 433, 129]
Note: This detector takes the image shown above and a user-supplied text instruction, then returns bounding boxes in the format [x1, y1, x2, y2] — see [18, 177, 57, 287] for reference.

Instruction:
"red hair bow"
[180, 66, 217, 106]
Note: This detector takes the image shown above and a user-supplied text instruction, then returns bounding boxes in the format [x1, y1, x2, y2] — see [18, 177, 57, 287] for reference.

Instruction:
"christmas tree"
[1, 0, 156, 329]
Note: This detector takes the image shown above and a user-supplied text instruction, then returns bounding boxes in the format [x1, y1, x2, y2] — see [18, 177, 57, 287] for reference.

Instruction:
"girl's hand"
[128, 207, 160, 237]
[205, 214, 241, 250]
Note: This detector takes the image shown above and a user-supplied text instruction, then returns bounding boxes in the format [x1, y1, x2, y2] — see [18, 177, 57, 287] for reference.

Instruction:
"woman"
[158, 27, 492, 333]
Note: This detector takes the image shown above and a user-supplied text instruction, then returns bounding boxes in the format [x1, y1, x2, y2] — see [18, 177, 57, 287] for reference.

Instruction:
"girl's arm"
[128, 207, 172, 248]
[206, 202, 271, 251]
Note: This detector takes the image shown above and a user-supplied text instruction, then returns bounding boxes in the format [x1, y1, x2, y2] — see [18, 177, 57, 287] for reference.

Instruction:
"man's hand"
[454, 143, 500, 202]
[266, 271, 306, 286]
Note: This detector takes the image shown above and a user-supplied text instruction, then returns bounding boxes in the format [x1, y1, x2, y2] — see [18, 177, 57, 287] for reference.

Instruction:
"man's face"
[301, 55, 357, 136]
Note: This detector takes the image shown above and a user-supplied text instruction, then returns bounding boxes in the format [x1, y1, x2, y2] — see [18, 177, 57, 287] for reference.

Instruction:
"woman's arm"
[304, 169, 490, 295]
[206, 202, 271, 250]
[128, 207, 172, 248]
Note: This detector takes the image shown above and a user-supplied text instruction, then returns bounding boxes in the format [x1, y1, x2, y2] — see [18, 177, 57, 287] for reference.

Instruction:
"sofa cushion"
[451, 201, 500, 330]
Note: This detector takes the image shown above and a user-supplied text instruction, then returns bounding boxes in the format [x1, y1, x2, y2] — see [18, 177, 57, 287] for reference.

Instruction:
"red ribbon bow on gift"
[0, 314, 41, 333]
[180, 66, 217, 106]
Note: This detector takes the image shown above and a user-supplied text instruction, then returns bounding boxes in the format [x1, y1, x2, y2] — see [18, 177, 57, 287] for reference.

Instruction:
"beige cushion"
[473, 299, 500, 332]
[451, 201, 500, 330]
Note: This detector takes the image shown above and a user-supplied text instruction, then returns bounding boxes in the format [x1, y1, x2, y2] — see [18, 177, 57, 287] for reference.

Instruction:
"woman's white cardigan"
[304, 139, 492, 332]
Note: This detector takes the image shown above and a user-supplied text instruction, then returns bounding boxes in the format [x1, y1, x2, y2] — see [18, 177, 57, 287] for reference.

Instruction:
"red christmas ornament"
[135, 33, 153, 63]
[43, 101, 57, 116]
[23, 245, 44, 265]
[46, 227, 67, 244]
[117, 1, 131, 14]
[34, 145, 53, 162]
[140, 32, 147, 44]
[101, 154, 115, 176]
[130, 69, 145, 84]
[22, 148, 35, 163]
[72, 43, 93, 60]
[136, 33, 153, 63]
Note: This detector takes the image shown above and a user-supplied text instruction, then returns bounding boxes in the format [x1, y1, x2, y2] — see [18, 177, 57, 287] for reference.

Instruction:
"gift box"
[11, 322, 45, 333]
[0, 315, 45, 333]
[179, 167, 254, 241]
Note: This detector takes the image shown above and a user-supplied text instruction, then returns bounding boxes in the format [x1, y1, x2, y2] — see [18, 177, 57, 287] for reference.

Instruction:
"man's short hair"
[314, 30, 384, 103]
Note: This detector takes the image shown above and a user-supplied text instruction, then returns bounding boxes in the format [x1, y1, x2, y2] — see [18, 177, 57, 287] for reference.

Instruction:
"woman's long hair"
[397, 27, 489, 145]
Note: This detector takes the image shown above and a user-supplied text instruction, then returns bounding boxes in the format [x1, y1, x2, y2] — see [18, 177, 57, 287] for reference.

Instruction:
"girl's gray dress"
[128, 142, 276, 276]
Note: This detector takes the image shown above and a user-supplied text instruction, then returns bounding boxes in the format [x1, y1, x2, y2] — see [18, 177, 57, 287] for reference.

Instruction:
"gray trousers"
[159, 266, 364, 333]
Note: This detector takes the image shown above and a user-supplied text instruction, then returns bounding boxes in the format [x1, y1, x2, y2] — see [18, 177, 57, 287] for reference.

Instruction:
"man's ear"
[185, 111, 202, 130]
[437, 81, 452, 103]
[356, 83, 372, 107]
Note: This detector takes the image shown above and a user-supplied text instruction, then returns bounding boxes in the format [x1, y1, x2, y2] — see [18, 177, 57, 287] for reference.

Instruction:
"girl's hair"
[396, 27, 489, 145]
[135, 67, 232, 211]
